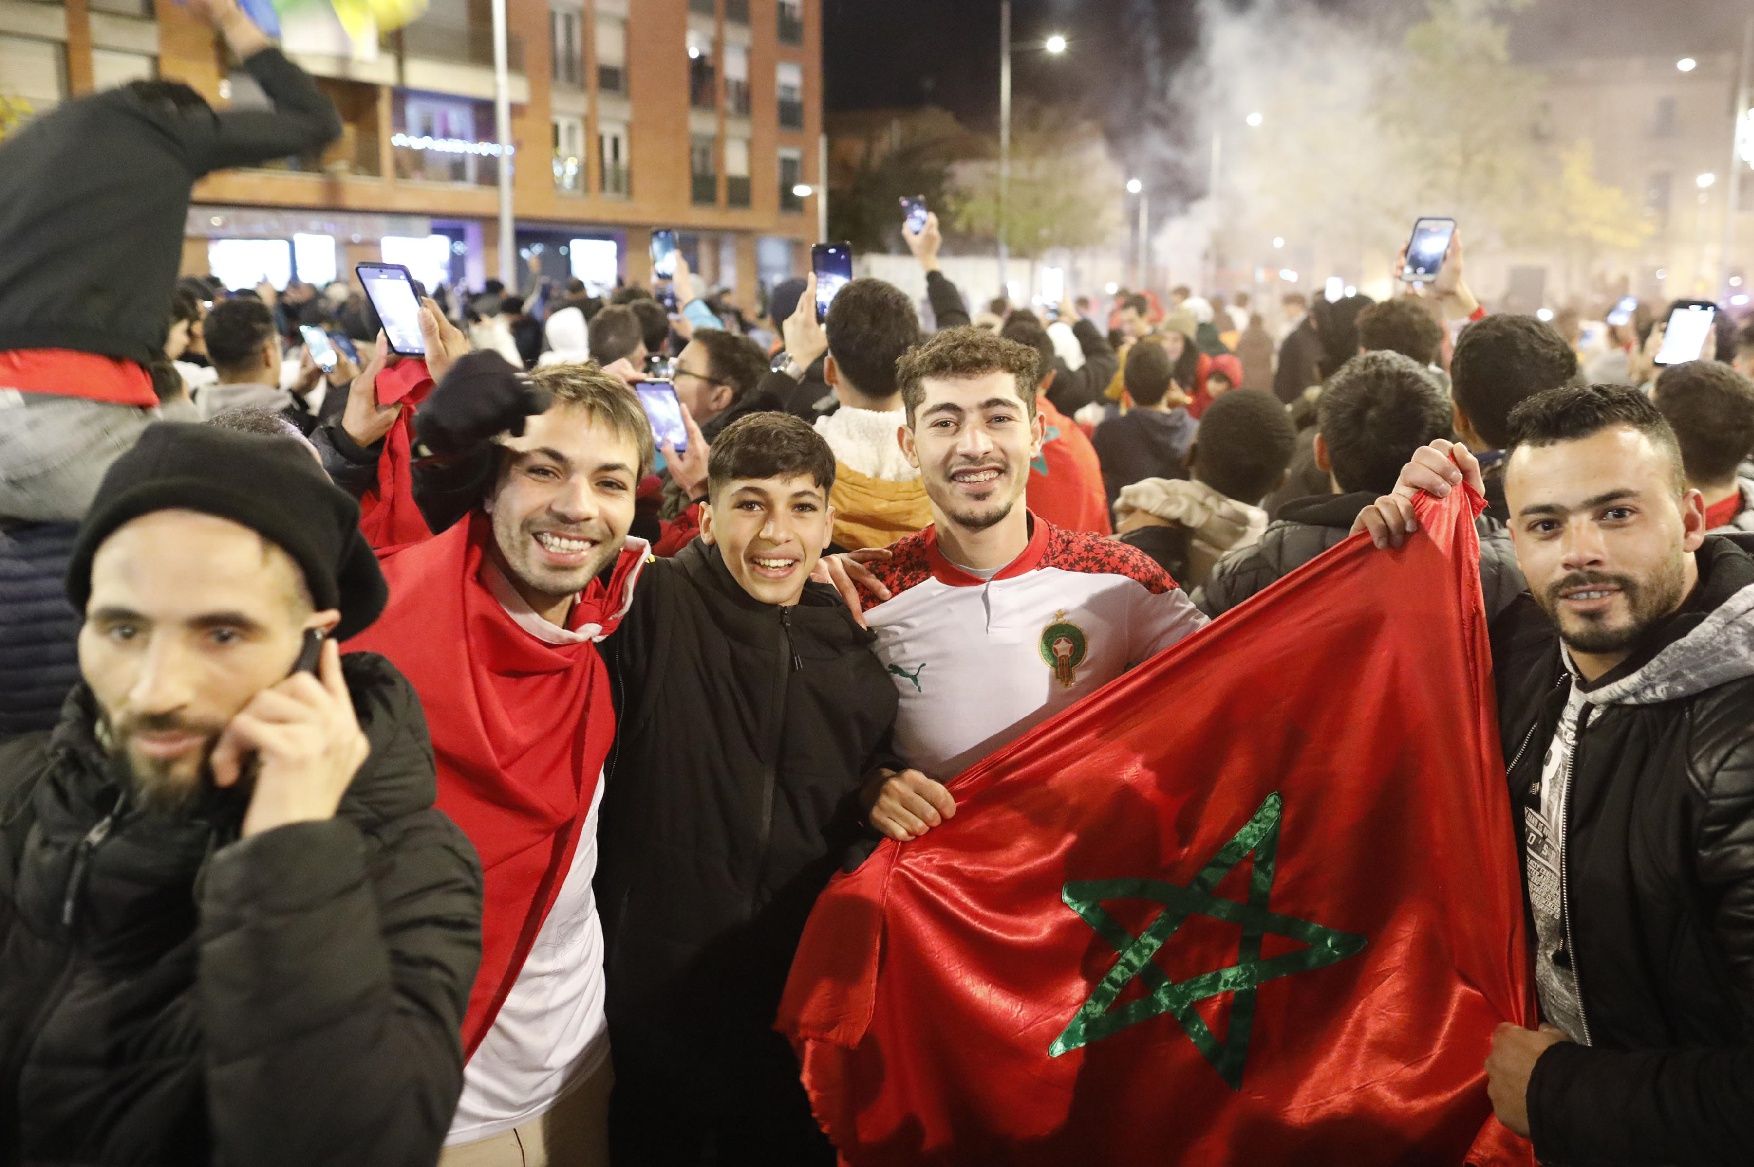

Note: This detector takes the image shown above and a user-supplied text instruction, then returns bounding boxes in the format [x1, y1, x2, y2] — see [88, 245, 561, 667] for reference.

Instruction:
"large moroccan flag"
[778, 485, 1534, 1165]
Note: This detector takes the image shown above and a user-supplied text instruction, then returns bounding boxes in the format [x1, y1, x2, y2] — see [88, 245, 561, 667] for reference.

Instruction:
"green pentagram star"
[1048, 792, 1367, 1089]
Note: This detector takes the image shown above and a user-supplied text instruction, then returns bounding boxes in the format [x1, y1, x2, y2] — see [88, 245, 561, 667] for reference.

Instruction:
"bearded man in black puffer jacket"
[1355, 384, 1754, 1166]
[0, 425, 481, 1166]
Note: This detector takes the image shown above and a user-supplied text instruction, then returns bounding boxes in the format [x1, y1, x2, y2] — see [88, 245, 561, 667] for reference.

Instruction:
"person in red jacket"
[1001, 315, 1112, 534]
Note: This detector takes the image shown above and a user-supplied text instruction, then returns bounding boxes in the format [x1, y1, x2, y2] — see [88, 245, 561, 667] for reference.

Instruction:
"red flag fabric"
[779, 484, 1534, 1166]
[356, 360, 434, 551]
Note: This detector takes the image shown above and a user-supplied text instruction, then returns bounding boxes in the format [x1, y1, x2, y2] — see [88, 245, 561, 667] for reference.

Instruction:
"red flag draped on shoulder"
[778, 484, 1535, 1166]
[356, 360, 434, 550]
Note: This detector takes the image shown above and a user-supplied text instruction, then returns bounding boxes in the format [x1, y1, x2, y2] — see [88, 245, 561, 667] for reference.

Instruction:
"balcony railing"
[726, 175, 751, 207]
[778, 98, 804, 129]
[598, 63, 626, 94]
[780, 184, 803, 213]
[726, 79, 750, 117]
[553, 154, 584, 194]
[602, 163, 630, 197]
[254, 127, 382, 178]
[692, 173, 718, 205]
[398, 21, 525, 71]
[392, 136, 503, 186]
[690, 67, 717, 110]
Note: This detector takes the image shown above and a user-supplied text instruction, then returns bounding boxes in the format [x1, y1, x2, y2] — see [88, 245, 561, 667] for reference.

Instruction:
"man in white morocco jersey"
[851, 327, 1208, 840]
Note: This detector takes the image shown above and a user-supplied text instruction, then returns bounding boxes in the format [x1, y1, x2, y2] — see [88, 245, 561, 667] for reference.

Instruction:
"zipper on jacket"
[748, 609, 796, 917]
[1506, 672, 1569, 779]
[61, 798, 124, 929]
[1558, 699, 1594, 1046]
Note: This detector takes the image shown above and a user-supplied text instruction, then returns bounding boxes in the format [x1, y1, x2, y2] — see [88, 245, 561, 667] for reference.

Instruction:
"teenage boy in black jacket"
[1355, 385, 1754, 1165]
[595, 412, 898, 1166]
[0, 0, 340, 522]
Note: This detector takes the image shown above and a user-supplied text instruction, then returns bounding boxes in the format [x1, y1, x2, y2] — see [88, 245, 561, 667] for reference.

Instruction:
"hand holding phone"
[651, 229, 679, 281]
[300, 325, 338, 373]
[1654, 301, 1717, 366]
[901, 196, 929, 236]
[812, 243, 853, 324]
[1400, 217, 1457, 284]
[634, 380, 688, 454]
[356, 263, 427, 357]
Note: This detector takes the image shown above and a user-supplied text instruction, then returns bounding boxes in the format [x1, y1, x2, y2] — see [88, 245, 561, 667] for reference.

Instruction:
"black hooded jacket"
[0, 49, 340, 367]
[1490, 538, 1754, 1164]
[595, 540, 897, 1087]
[0, 654, 481, 1166]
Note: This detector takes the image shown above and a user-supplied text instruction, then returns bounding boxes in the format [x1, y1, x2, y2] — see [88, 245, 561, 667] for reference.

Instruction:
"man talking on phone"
[0, 424, 483, 1165]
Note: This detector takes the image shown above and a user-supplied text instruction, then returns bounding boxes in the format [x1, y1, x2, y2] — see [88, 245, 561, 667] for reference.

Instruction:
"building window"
[393, 91, 501, 186]
[724, 43, 750, 117]
[778, 0, 803, 44]
[1645, 171, 1672, 230]
[0, 35, 67, 120]
[689, 0, 714, 13]
[552, 115, 584, 193]
[1652, 96, 1677, 138]
[725, 136, 751, 207]
[91, 48, 156, 90]
[691, 134, 717, 205]
[777, 62, 804, 130]
[599, 122, 630, 197]
[595, 15, 627, 94]
[550, 6, 582, 88]
[779, 149, 803, 213]
[688, 30, 716, 111]
[725, 0, 749, 23]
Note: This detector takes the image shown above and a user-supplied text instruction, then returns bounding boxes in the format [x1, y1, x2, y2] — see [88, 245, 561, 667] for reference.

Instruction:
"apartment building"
[0, 0, 823, 309]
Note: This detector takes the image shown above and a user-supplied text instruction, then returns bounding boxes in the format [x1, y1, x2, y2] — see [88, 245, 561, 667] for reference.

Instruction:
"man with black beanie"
[0, 423, 483, 1166]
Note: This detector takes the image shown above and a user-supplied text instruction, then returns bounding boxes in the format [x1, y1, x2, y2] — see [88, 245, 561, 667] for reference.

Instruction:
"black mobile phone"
[1654, 300, 1718, 366]
[1401, 217, 1457, 284]
[299, 325, 338, 373]
[355, 262, 427, 357]
[901, 196, 928, 235]
[812, 242, 853, 323]
[330, 331, 361, 363]
[634, 380, 687, 454]
[650, 230, 679, 281]
[292, 628, 325, 676]
[1606, 295, 1638, 329]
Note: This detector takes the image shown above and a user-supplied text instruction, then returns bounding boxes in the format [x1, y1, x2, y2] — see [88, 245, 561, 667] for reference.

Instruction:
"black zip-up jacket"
[595, 540, 897, 1087]
[0, 655, 482, 1166]
[0, 49, 340, 368]
[1195, 490, 1527, 620]
[1490, 537, 1754, 1165]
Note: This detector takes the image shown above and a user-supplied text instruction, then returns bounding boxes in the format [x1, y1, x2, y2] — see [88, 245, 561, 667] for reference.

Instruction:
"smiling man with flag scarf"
[780, 481, 1535, 1166]
[343, 352, 653, 1166]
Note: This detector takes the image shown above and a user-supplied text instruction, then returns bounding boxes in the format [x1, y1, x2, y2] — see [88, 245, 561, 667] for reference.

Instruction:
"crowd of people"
[5, 2, 1754, 1164]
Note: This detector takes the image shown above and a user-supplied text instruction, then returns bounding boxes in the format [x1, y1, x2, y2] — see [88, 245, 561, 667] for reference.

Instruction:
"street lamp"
[1272, 236, 1285, 249]
[997, 1, 1070, 293]
[1206, 112, 1265, 292]
[1245, 111, 1264, 128]
[1126, 179, 1149, 288]
[1698, 171, 1718, 189]
[1678, 57, 1698, 73]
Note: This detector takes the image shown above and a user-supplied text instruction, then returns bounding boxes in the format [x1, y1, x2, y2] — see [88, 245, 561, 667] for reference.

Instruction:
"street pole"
[997, 0, 1011, 301]
[1138, 193, 1149, 290]
[1721, 13, 1753, 294]
[491, 0, 515, 288]
[817, 131, 829, 243]
[1206, 126, 1223, 295]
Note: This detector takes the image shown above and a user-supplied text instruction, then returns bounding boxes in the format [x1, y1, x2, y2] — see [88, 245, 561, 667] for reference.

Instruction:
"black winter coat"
[0, 49, 339, 367]
[1491, 538, 1754, 1165]
[1194, 491, 1527, 620]
[0, 522, 79, 737]
[595, 541, 897, 1087]
[0, 654, 482, 1166]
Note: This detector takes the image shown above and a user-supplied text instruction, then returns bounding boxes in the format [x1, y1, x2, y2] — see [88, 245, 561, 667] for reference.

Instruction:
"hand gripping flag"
[778, 484, 1535, 1166]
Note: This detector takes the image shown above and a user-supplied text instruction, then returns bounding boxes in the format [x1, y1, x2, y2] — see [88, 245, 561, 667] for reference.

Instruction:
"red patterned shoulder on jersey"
[862, 529, 936, 611]
[1041, 526, 1178, 594]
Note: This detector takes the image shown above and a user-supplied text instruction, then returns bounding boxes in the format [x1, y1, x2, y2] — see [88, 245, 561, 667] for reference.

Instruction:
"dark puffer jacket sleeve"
[197, 675, 482, 1166]
[1526, 705, 1754, 1165]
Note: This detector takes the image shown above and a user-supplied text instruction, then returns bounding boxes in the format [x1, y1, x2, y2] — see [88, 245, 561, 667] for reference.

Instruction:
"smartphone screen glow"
[359, 266, 426, 356]
[1655, 304, 1716, 366]
[1403, 218, 1456, 281]
[635, 381, 688, 453]
[813, 244, 853, 323]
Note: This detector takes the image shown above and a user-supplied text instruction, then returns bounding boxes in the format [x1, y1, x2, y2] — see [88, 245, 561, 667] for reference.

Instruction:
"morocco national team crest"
[1039, 611, 1088, 688]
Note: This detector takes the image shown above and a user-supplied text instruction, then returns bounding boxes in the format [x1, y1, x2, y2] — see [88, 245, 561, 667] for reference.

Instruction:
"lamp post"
[997, 0, 1066, 298]
[1721, 16, 1753, 293]
[1205, 111, 1263, 294]
[1126, 178, 1147, 289]
[491, 0, 514, 287]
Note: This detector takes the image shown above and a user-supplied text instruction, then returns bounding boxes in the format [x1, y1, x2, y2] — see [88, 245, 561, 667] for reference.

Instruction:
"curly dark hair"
[1318, 352, 1453, 495]
[1505, 383, 1683, 494]
[1356, 298, 1444, 367]
[1653, 361, 1754, 486]
[707, 411, 837, 498]
[202, 298, 276, 375]
[1193, 390, 1296, 503]
[1451, 315, 1579, 450]
[896, 326, 1041, 423]
[826, 278, 921, 401]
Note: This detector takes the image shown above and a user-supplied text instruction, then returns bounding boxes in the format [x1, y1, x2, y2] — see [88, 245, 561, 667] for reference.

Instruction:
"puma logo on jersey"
[888, 662, 927, 692]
